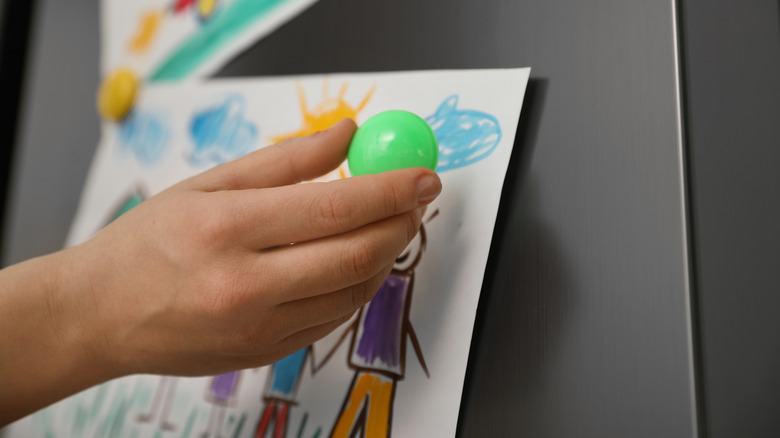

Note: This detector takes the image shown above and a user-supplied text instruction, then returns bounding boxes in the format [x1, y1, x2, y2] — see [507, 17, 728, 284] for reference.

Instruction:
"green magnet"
[348, 110, 439, 176]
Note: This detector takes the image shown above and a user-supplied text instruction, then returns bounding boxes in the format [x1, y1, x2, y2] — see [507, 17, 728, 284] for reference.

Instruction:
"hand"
[0, 118, 441, 424]
[75, 118, 441, 376]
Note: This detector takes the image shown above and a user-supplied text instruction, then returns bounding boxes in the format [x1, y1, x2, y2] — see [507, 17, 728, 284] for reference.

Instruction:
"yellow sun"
[272, 79, 376, 179]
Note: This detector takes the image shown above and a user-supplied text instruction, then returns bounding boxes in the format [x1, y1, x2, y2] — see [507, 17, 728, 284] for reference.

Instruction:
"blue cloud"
[118, 110, 170, 166]
[425, 95, 502, 172]
[189, 95, 258, 166]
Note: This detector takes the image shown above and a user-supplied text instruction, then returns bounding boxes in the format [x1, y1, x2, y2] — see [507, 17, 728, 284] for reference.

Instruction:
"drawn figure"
[118, 109, 170, 166]
[189, 95, 258, 166]
[136, 376, 179, 432]
[201, 371, 242, 438]
[270, 79, 376, 180]
[254, 347, 313, 438]
[425, 95, 502, 172]
[318, 212, 437, 438]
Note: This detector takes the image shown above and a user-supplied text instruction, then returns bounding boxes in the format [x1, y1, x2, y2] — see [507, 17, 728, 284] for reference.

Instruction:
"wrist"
[48, 243, 129, 381]
[0, 247, 120, 424]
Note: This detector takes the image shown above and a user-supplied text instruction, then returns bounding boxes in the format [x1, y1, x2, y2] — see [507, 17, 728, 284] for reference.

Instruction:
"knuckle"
[349, 281, 375, 311]
[199, 270, 243, 316]
[404, 210, 422, 243]
[213, 166, 243, 191]
[313, 188, 352, 231]
[380, 179, 403, 215]
[193, 205, 234, 246]
[343, 238, 382, 282]
[220, 311, 278, 355]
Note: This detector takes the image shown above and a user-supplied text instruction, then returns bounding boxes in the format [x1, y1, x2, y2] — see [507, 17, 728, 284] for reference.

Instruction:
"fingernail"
[417, 173, 442, 204]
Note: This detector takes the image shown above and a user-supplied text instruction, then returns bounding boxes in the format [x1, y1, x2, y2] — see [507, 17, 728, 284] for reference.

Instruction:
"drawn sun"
[272, 79, 376, 179]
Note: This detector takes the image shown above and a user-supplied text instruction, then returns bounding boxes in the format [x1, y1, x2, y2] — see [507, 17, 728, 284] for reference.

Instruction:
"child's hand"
[75, 118, 441, 377]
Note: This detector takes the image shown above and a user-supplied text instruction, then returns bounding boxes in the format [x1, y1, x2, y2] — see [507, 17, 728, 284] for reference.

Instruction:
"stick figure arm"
[405, 320, 430, 378]
[311, 318, 358, 374]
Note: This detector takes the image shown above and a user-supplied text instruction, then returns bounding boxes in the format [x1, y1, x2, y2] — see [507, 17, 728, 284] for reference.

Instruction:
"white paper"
[7, 68, 530, 438]
[102, 0, 319, 79]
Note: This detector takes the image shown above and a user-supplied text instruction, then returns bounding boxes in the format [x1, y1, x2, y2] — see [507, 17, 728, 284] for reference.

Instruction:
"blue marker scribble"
[189, 95, 258, 166]
[425, 95, 502, 172]
[118, 110, 170, 166]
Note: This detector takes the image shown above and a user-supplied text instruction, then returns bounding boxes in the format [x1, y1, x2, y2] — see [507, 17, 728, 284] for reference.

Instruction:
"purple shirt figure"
[207, 371, 241, 406]
[351, 273, 410, 376]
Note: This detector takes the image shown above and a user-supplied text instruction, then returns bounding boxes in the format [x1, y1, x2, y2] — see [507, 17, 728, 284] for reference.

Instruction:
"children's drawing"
[118, 110, 170, 166]
[6, 69, 530, 438]
[136, 376, 179, 431]
[128, 0, 220, 55]
[102, 0, 321, 101]
[201, 371, 242, 437]
[189, 95, 258, 166]
[105, 186, 147, 225]
[254, 347, 313, 438]
[128, 9, 165, 54]
[270, 79, 375, 180]
[317, 212, 436, 438]
[425, 95, 502, 172]
[149, 0, 314, 81]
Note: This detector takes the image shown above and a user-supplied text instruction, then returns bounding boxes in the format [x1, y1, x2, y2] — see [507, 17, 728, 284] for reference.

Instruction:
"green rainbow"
[149, 0, 287, 81]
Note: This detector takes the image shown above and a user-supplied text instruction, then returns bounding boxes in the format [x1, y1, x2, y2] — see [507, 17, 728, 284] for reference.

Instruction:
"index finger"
[181, 118, 357, 192]
[226, 167, 441, 249]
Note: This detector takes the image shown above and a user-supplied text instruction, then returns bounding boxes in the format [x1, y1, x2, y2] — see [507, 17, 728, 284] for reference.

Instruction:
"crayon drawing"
[201, 371, 242, 437]
[136, 376, 179, 431]
[254, 347, 312, 438]
[314, 211, 436, 438]
[103, 0, 320, 81]
[128, 0, 218, 55]
[127, 8, 165, 54]
[105, 185, 147, 225]
[118, 110, 170, 166]
[426, 95, 502, 172]
[271, 79, 376, 180]
[189, 95, 258, 166]
[6, 68, 530, 438]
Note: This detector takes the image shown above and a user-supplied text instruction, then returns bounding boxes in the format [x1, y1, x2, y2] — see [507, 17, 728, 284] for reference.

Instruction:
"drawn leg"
[363, 376, 394, 438]
[216, 406, 227, 438]
[254, 402, 276, 438]
[201, 403, 220, 438]
[137, 376, 171, 422]
[331, 372, 394, 438]
[159, 377, 178, 431]
[273, 403, 289, 438]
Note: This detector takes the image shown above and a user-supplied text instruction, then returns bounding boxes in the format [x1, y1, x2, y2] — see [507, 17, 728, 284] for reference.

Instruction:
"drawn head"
[393, 209, 438, 274]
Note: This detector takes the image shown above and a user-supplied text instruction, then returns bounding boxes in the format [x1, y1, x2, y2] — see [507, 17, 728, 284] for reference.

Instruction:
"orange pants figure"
[330, 372, 396, 438]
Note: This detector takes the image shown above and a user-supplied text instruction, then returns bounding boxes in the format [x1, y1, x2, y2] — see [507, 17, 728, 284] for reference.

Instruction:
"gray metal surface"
[3, 0, 698, 436]
[1, 0, 100, 266]
[681, 1, 780, 437]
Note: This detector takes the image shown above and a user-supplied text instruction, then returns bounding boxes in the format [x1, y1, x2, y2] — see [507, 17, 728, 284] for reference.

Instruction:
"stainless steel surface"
[3, 0, 698, 436]
[1, 0, 100, 266]
[681, 1, 780, 436]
